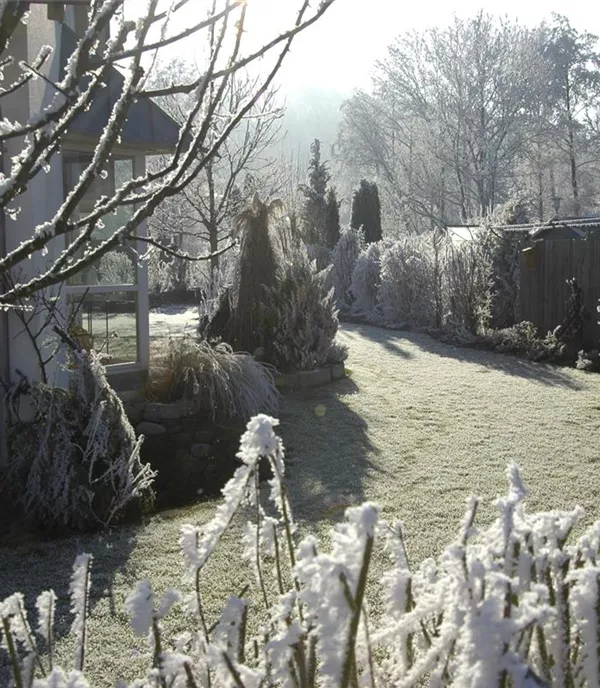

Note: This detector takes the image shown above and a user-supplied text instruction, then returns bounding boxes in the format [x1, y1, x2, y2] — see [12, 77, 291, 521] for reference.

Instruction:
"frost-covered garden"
[3, 325, 600, 686]
[5, 1, 600, 686]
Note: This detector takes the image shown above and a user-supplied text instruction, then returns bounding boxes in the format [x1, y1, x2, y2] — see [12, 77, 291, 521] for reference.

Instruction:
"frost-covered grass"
[149, 306, 199, 339]
[2, 324, 600, 685]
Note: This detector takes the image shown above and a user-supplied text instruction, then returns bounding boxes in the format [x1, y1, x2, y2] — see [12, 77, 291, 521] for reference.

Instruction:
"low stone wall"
[119, 392, 247, 508]
[274, 362, 346, 389]
[118, 363, 344, 507]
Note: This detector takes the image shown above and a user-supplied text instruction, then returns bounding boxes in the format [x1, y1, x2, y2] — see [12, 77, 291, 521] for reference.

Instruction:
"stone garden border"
[273, 362, 346, 389]
[118, 362, 347, 429]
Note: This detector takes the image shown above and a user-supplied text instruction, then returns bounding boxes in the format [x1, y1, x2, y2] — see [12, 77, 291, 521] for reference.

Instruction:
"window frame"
[63, 154, 149, 371]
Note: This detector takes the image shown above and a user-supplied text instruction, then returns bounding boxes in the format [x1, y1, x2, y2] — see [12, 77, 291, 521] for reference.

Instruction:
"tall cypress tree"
[324, 187, 341, 249]
[299, 139, 330, 244]
[350, 179, 382, 243]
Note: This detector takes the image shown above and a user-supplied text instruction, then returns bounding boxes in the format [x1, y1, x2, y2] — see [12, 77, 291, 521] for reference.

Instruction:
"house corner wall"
[4, 14, 68, 393]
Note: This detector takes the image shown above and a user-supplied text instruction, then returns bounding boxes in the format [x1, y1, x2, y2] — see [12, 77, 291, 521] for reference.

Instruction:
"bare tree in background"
[148, 56, 284, 272]
[0, 0, 336, 308]
[337, 14, 546, 231]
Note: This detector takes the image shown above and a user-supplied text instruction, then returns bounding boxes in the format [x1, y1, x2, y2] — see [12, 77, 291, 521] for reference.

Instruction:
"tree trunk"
[209, 223, 220, 271]
[207, 164, 220, 271]
[565, 76, 580, 215]
[568, 125, 579, 215]
[536, 141, 544, 221]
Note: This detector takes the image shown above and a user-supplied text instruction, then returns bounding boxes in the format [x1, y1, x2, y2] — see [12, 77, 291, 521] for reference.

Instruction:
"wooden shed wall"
[519, 238, 600, 349]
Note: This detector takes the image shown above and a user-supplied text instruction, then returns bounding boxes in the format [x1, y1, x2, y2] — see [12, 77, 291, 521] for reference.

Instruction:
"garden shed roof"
[497, 217, 600, 240]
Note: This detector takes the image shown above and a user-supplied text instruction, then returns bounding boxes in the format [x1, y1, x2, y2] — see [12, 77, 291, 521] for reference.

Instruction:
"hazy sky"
[126, 0, 600, 93]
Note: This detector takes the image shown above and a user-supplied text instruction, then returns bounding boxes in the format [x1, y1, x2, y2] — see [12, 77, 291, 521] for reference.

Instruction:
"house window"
[64, 156, 142, 367]
[67, 290, 138, 365]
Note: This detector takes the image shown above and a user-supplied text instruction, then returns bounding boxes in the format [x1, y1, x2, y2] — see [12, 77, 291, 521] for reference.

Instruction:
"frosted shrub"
[147, 337, 279, 420]
[97, 251, 133, 284]
[350, 241, 387, 322]
[444, 240, 493, 334]
[378, 236, 438, 327]
[328, 227, 364, 311]
[480, 321, 569, 362]
[5, 418, 600, 686]
[6, 350, 155, 531]
[266, 249, 347, 372]
[306, 243, 333, 271]
[146, 246, 210, 294]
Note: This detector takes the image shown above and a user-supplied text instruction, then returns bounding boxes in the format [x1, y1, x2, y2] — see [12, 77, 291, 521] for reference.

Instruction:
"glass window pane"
[68, 243, 136, 286]
[68, 291, 138, 365]
[114, 158, 133, 187]
[64, 157, 136, 286]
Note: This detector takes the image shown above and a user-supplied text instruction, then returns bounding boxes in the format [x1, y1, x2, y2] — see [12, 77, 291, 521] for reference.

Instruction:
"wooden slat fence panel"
[518, 237, 600, 349]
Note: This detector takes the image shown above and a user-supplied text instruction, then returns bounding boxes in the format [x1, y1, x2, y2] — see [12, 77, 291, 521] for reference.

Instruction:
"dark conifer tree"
[350, 179, 382, 243]
[324, 187, 341, 249]
[299, 139, 330, 244]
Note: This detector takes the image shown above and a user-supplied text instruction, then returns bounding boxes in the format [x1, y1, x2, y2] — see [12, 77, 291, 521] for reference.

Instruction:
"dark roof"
[59, 26, 181, 154]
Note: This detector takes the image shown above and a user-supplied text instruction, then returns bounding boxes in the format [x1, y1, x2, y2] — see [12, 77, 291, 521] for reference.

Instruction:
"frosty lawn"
[2, 323, 600, 685]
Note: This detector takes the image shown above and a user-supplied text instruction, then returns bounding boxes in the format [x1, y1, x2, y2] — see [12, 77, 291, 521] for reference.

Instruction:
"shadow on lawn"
[345, 322, 585, 390]
[0, 519, 141, 650]
[278, 376, 382, 522]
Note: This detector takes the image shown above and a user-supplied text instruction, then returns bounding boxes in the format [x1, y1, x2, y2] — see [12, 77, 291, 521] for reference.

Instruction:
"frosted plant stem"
[405, 576, 414, 671]
[152, 617, 167, 688]
[266, 452, 310, 686]
[74, 557, 91, 673]
[361, 605, 377, 688]
[340, 532, 375, 688]
[307, 635, 318, 687]
[15, 599, 45, 678]
[183, 662, 199, 688]
[499, 538, 520, 688]
[1, 618, 22, 688]
[222, 651, 247, 688]
[254, 471, 270, 610]
[194, 570, 212, 688]
[238, 603, 248, 664]
[195, 569, 210, 642]
[272, 527, 285, 596]
[536, 624, 552, 683]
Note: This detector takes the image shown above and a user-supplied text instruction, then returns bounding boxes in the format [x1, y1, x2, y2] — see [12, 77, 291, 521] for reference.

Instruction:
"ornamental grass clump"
[148, 337, 280, 421]
[4, 415, 600, 686]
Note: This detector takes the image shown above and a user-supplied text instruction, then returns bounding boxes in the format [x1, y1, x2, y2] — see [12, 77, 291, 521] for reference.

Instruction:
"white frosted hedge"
[2, 415, 599, 687]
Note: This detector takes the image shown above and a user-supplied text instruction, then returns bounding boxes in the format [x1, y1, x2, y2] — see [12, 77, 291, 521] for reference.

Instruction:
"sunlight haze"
[125, 0, 600, 92]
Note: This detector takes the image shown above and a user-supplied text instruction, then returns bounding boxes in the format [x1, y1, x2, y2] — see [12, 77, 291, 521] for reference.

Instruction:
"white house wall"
[3, 13, 68, 389]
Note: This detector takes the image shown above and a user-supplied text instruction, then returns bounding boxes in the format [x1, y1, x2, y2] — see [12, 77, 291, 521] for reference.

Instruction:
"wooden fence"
[519, 238, 600, 350]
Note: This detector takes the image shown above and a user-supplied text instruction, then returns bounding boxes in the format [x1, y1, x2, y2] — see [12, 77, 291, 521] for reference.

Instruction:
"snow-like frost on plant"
[125, 580, 154, 637]
[32, 667, 90, 688]
[7, 417, 600, 687]
[237, 414, 281, 464]
[70, 554, 92, 671]
[35, 590, 56, 643]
